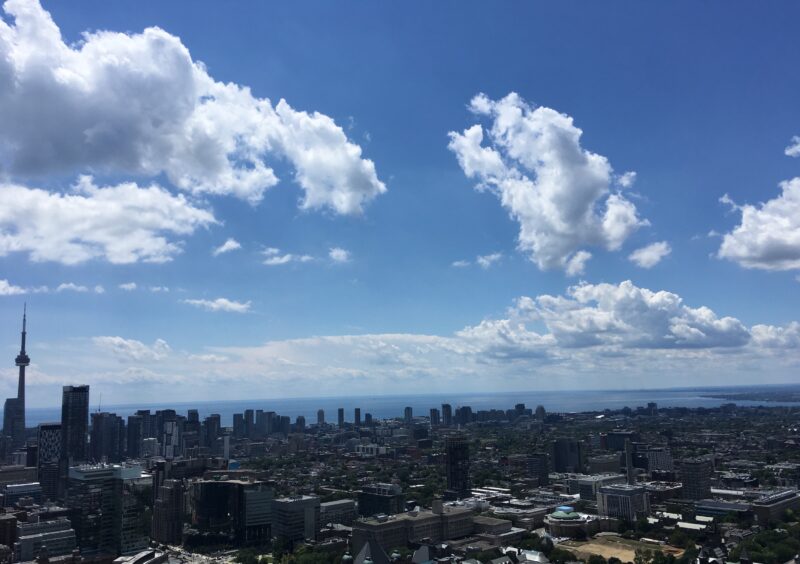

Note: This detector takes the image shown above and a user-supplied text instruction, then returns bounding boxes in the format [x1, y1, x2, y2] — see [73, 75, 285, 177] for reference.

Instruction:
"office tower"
[272, 495, 320, 543]
[441, 404, 453, 426]
[244, 409, 254, 439]
[61, 386, 89, 464]
[14, 517, 76, 562]
[126, 415, 143, 459]
[90, 412, 125, 463]
[67, 463, 149, 558]
[338, 408, 344, 428]
[265, 411, 276, 435]
[625, 439, 635, 485]
[203, 414, 221, 447]
[162, 419, 181, 459]
[152, 479, 184, 545]
[3, 307, 29, 450]
[317, 409, 325, 426]
[354, 408, 361, 428]
[507, 453, 549, 486]
[358, 483, 405, 517]
[190, 479, 273, 544]
[597, 484, 651, 522]
[515, 403, 525, 415]
[647, 402, 658, 416]
[550, 438, 585, 473]
[445, 435, 470, 499]
[233, 413, 245, 438]
[430, 408, 440, 426]
[680, 457, 713, 500]
[279, 416, 291, 435]
[646, 446, 674, 472]
[364, 413, 373, 426]
[535, 405, 546, 421]
[296, 416, 306, 432]
[404, 406, 413, 425]
[606, 430, 640, 451]
[37, 422, 61, 500]
[187, 409, 199, 424]
[135, 410, 154, 439]
[255, 410, 267, 438]
[184, 409, 201, 444]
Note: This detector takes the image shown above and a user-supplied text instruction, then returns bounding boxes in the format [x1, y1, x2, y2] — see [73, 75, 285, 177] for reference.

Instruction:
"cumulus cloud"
[182, 297, 251, 313]
[212, 238, 241, 256]
[629, 241, 671, 269]
[119, 282, 137, 291]
[448, 93, 648, 273]
[617, 171, 637, 188]
[55, 282, 88, 293]
[328, 247, 351, 263]
[0, 176, 216, 264]
[476, 252, 502, 269]
[0, 0, 385, 213]
[262, 247, 314, 266]
[718, 178, 800, 270]
[93, 336, 171, 362]
[0, 279, 47, 295]
[786, 136, 800, 158]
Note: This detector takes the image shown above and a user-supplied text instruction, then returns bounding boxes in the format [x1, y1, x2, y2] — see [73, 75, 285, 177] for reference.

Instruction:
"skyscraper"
[441, 403, 452, 426]
[680, 457, 713, 500]
[3, 306, 29, 449]
[317, 409, 325, 425]
[61, 385, 89, 464]
[338, 408, 345, 428]
[90, 412, 125, 463]
[354, 408, 361, 428]
[445, 435, 470, 499]
[404, 406, 413, 425]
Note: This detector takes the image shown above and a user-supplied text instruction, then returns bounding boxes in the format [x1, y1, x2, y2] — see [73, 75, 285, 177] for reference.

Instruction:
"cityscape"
[1, 1, 800, 564]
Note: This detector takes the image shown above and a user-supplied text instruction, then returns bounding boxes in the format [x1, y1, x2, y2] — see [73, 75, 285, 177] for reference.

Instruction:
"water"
[20, 385, 800, 427]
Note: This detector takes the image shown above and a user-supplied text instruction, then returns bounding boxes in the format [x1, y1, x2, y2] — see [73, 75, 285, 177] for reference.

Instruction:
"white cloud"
[119, 282, 137, 291]
[262, 247, 314, 266]
[93, 336, 171, 362]
[182, 297, 251, 313]
[0, 279, 47, 295]
[94, 285, 105, 294]
[328, 247, 351, 263]
[565, 250, 592, 277]
[0, 176, 216, 264]
[629, 241, 671, 269]
[785, 136, 800, 158]
[0, 0, 385, 213]
[718, 178, 800, 270]
[212, 238, 241, 256]
[448, 93, 648, 273]
[56, 282, 88, 293]
[476, 252, 502, 269]
[617, 171, 637, 188]
[451, 260, 471, 268]
[149, 286, 169, 293]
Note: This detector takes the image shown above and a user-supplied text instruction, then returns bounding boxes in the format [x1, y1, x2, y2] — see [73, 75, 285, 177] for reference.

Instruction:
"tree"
[588, 555, 608, 564]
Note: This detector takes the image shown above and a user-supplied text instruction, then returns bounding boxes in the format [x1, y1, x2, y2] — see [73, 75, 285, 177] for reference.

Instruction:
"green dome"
[550, 510, 581, 520]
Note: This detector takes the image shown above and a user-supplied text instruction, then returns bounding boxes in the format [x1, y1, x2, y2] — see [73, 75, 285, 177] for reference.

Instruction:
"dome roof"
[549, 510, 581, 520]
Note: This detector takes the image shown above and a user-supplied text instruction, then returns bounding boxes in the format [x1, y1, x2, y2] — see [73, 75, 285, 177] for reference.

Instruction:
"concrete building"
[550, 438, 585, 473]
[573, 474, 627, 500]
[190, 479, 273, 545]
[508, 454, 549, 486]
[597, 484, 650, 522]
[646, 447, 674, 472]
[13, 517, 76, 562]
[152, 479, 184, 545]
[352, 503, 474, 554]
[320, 499, 357, 526]
[358, 483, 405, 517]
[751, 489, 800, 525]
[272, 495, 320, 543]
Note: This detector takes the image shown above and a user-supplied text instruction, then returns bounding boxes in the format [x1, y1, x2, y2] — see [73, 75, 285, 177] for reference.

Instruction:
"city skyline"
[2, 1, 800, 406]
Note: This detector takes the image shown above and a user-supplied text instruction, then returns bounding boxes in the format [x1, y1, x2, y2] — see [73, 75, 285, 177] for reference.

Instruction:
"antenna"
[98, 393, 102, 413]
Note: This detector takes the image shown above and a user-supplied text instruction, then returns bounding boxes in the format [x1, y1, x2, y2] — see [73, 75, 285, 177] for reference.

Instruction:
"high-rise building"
[597, 484, 651, 522]
[445, 435, 470, 499]
[317, 409, 325, 426]
[364, 413, 373, 426]
[152, 479, 184, 545]
[354, 408, 361, 428]
[126, 415, 143, 459]
[190, 479, 273, 545]
[272, 495, 320, 543]
[3, 307, 29, 450]
[67, 463, 150, 558]
[295, 416, 306, 432]
[337, 408, 344, 428]
[646, 446, 674, 472]
[61, 386, 89, 464]
[535, 405, 546, 421]
[550, 438, 585, 473]
[680, 458, 713, 500]
[357, 483, 404, 517]
[430, 408, 441, 426]
[441, 404, 453, 426]
[244, 409, 254, 439]
[37, 422, 61, 500]
[90, 412, 125, 463]
[507, 453, 549, 486]
[404, 407, 413, 425]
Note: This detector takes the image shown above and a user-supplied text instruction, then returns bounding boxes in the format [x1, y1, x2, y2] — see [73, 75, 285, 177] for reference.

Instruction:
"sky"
[1, 0, 800, 407]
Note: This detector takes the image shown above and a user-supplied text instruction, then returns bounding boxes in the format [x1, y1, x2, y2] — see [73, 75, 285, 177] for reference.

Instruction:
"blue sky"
[1, 1, 800, 407]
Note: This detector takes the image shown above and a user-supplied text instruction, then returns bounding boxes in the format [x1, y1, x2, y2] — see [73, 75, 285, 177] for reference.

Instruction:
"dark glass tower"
[3, 305, 29, 449]
[61, 385, 90, 464]
[445, 434, 471, 499]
